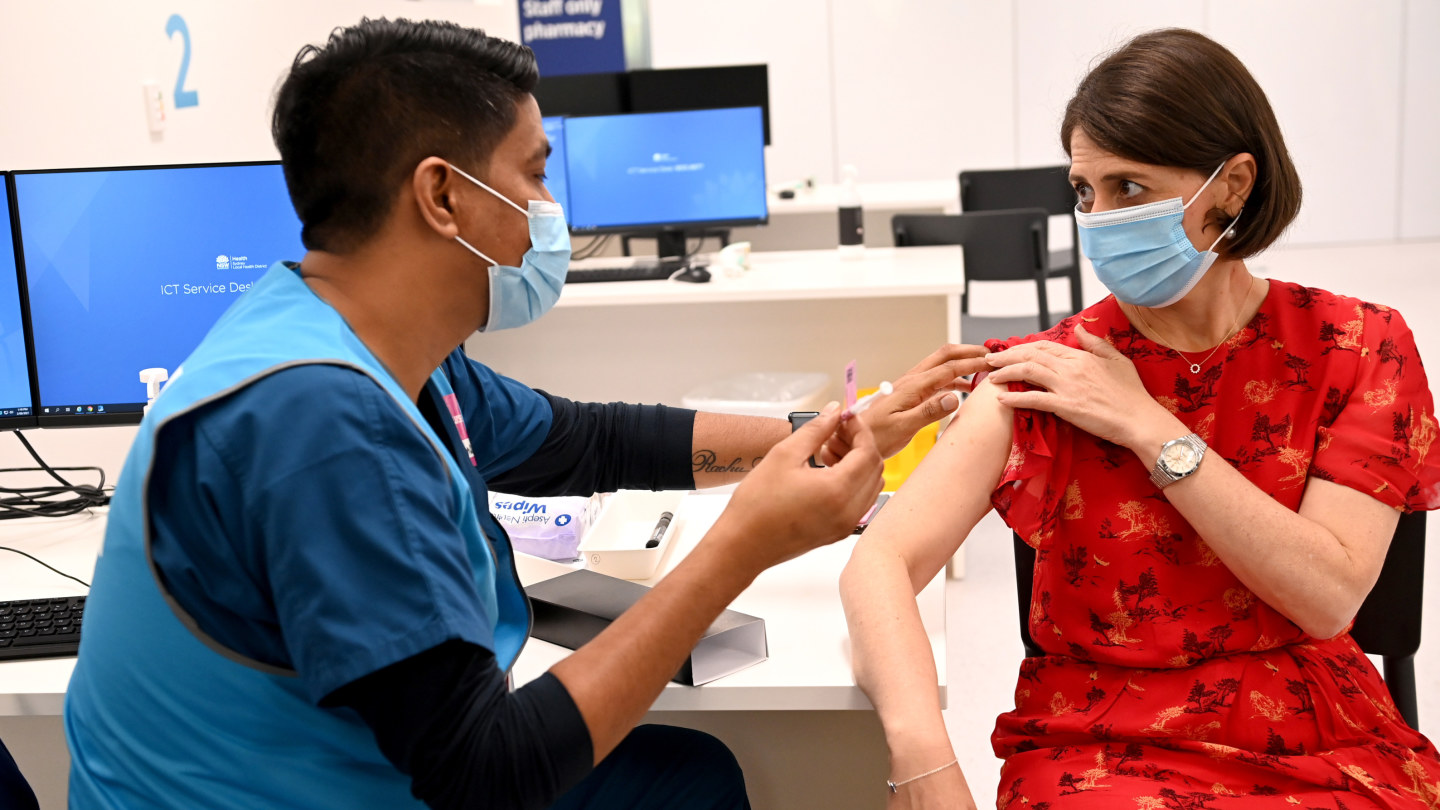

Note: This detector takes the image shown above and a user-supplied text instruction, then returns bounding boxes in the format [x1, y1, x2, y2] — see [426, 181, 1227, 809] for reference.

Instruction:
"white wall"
[649, 0, 1440, 247]
[1401, 0, 1440, 240]
[0, 1, 520, 169]
[0, 1, 522, 475]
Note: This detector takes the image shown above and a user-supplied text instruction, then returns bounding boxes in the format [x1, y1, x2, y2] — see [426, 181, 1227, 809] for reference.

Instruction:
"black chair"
[1350, 510, 1425, 728]
[1012, 510, 1426, 729]
[959, 166, 1083, 318]
[0, 738, 39, 810]
[891, 209, 1055, 333]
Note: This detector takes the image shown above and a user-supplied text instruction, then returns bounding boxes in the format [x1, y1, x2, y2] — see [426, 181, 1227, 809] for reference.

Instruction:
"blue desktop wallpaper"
[0, 187, 32, 415]
[15, 164, 304, 410]
[542, 115, 570, 213]
[563, 106, 767, 231]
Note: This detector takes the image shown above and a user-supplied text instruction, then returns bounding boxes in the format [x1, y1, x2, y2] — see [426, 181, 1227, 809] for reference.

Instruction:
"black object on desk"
[0, 595, 84, 662]
[566, 260, 683, 284]
[527, 569, 766, 686]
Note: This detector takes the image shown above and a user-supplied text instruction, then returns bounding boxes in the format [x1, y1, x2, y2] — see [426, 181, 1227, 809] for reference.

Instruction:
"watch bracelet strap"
[1149, 433, 1207, 489]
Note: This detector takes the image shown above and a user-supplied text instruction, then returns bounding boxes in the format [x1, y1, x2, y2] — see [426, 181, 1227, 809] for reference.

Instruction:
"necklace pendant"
[1189, 363, 1202, 374]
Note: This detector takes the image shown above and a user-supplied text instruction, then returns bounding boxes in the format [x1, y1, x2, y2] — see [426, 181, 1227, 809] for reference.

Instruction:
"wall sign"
[518, 0, 626, 77]
[166, 13, 199, 108]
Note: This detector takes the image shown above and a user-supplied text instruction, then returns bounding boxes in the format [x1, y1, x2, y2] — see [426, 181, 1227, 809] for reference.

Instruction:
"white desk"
[766, 179, 960, 217]
[0, 510, 100, 717]
[0, 498, 945, 809]
[512, 492, 947, 711]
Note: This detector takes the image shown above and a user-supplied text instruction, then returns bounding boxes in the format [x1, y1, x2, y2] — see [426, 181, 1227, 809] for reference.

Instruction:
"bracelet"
[886, 758, 958, 793]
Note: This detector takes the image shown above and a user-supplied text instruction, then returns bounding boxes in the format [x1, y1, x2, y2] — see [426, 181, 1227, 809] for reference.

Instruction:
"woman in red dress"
[841, 28, 1440, 809]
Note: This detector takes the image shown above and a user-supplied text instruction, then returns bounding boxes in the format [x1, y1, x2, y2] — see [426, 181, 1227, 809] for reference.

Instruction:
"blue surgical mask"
[448, 163, 572, 332]
[1075, 162, 1239, 308]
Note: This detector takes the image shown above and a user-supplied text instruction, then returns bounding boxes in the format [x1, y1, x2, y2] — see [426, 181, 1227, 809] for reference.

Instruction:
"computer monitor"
[542, 115, 570, 213]
[627, 65, 771, 146]
[0, 174, 36, 430]
[562, 106, 767, 259]
[532, 64, 771, 146]
[533, 71, 629, 119]
[12, 162, 304, 427]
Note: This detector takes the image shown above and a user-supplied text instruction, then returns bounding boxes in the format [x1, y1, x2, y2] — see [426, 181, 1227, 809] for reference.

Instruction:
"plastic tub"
[681, 372, 831, 419]
[578, 490, 688, 580]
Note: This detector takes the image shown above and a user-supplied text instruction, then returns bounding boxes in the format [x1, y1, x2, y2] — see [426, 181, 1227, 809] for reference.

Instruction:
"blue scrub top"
[149, 349, 553, 700]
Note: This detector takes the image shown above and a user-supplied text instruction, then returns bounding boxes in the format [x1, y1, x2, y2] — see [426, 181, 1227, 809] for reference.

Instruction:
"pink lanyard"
[441, 393, 478, 468]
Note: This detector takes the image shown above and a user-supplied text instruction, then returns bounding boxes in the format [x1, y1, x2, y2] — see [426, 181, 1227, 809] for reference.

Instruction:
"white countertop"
[511, 492, 946, 712]
[0, 494, 945, 716]
[767, 180, 960, 216]
[559, 245, 965, 308]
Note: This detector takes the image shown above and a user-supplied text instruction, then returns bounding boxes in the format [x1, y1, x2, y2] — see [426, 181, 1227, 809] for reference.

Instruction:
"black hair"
[271, 18, 539, 253]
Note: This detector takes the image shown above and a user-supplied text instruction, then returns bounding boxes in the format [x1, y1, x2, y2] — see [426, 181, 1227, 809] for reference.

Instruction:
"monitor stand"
[655, 229, 689, 262]
[622, 228, 731, 262]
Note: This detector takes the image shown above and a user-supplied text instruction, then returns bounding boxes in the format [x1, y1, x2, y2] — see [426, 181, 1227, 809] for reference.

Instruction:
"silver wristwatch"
[1149, 433, 1207, 488]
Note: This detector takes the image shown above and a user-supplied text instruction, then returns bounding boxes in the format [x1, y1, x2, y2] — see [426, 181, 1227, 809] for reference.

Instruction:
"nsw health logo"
[216, 254, 230, 270]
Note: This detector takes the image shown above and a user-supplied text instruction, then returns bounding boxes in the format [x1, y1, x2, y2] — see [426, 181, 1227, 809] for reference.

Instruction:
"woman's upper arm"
[849, 379, 1016, 591]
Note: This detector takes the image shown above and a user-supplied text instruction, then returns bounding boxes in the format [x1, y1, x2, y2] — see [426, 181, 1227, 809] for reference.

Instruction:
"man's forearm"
[689, 412, 789, 487]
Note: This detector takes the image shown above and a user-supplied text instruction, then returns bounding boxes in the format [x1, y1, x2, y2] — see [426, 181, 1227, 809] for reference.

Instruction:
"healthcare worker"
[64, 17, 986, 810]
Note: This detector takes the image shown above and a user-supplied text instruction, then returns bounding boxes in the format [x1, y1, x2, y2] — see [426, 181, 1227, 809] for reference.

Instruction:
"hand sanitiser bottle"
[837, 164, 864, 259]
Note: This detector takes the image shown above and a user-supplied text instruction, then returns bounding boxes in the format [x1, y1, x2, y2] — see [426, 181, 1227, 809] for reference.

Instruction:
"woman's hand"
[983, 324, 1178, 451]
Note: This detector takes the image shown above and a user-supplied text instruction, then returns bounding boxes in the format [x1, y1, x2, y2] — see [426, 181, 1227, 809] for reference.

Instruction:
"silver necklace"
[1132, 279, 1256, 374]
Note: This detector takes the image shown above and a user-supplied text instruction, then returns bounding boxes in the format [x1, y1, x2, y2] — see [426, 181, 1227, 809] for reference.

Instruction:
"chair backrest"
[1011, 533, 1043, 659]
[891, 210, 1048, 283]
[961, 166, 1081, 278]
[1012, 509, 1427, 725]
[1351, 510, 1426, 657]
[960, 166, 1075, 217]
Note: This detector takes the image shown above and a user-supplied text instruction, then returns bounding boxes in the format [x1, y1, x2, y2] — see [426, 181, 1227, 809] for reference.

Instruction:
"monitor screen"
[563, 107, 767, 234]
[533, 71, 629, 119]
[533, 65, 770, 145]
[0, 175, 36, 429]
[542, 115, 570, 213]
[12, 162, 304, 427]
[627, 65, 770, 146]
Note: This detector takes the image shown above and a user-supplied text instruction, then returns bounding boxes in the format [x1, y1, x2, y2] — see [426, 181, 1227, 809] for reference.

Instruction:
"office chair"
[1350, 510, 1425, 728]
[891, 209, 1055, 333]
[1011, 510, 1426, 728]
[0, 738, 39, 810]
[959, 166, 1084, 317]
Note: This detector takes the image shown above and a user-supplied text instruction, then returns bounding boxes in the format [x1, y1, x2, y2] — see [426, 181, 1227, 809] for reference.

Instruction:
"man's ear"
[411, 157, 461, 239]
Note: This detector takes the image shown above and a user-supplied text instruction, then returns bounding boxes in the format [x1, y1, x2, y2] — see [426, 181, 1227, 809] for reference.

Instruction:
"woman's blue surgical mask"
[448, 162, 572, 332]
[1075, 162, 1239, 308]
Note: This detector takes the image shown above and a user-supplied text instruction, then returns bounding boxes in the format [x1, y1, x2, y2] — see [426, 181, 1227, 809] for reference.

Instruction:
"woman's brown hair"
[1061, 28, 1301, 259]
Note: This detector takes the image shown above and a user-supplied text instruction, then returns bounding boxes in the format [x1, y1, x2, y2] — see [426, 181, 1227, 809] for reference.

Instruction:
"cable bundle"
[0, 431, 111, 520]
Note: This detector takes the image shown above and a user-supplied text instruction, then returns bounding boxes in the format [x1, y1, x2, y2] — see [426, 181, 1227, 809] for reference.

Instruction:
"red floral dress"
[986, 281, 1440, 809]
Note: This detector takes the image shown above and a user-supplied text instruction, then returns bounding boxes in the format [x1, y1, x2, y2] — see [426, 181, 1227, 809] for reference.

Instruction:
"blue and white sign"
[518, 0, 626, 76]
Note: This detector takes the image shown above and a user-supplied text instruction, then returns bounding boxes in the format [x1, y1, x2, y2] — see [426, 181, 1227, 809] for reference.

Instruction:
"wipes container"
[489, 492, 600, 562]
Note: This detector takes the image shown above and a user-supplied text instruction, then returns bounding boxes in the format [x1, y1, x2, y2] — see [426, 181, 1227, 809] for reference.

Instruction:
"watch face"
[1161, 441, 1199, 474]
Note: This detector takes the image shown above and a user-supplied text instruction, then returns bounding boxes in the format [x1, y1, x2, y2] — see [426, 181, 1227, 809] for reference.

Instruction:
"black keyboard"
[566, 261, 682, 284]
[0, 596, 84, 662]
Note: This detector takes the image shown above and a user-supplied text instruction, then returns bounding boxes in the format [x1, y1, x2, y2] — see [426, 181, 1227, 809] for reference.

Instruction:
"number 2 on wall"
[166, 14, 199, 108]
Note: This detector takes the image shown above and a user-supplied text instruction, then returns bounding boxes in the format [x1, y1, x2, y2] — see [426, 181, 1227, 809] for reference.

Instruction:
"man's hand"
[716, 404, 885, 571]
[820, 343, 989, 465]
